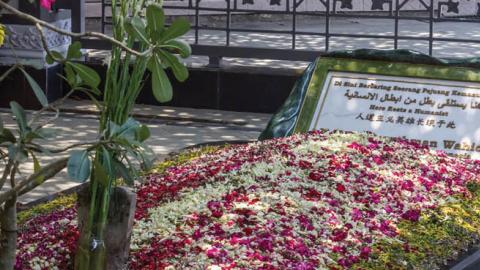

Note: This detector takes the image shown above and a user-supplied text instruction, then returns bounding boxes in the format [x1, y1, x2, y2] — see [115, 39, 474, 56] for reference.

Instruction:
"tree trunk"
[0, 196, 17, 270]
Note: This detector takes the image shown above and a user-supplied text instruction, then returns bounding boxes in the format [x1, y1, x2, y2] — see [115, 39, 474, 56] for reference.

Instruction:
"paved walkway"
[0, 100, 271, 205]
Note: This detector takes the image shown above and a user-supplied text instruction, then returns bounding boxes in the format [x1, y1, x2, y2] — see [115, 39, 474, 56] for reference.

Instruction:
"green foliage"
[66, 62, 101, 90]
[149, 54, 173, 102]
[9, 101, 28, 135]
[101, 147, 114, 176]
[93, 160, 109, 186]
[113, 159, 133, 186]
[125, 17, 149, 44]
[0, 128, 16, 144]
[8, 144, 28, 163]
[159, 17, 190, 43]
[46, 41, 83, 64]
[45, 42, 101, 97]
[6, 102, 57, 147]
[100, 118, 155, 185]
[67, 41, 83, 60]
[73, 3, 191, 269]
[2, 102, 56, 164]
[45, 51, 65, 65]
[17, 145, 221, 226]
[136, 125, 150, 143]
[157, 50, 189, 82]
[124, 3, 192, 104]
[165, 39, 191, 58]
[0, 2, 190, 269]
[31, 154, 44, 184]
[146, 4, 165, 40]
[19, 68, 48, 107]
[67, 150, 91, 182]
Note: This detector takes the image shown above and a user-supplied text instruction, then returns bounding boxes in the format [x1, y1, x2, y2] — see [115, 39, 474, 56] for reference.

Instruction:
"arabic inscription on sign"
[309, 71, 480, 159]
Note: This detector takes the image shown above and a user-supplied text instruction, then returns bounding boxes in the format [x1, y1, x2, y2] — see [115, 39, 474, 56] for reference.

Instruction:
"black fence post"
[72, 0, 86, 35]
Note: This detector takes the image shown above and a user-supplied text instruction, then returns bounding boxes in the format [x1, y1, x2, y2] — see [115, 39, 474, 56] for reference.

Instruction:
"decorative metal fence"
[77, 0, 480, 62]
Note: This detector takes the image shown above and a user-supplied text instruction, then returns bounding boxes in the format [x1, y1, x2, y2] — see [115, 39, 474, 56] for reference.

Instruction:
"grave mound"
[16, 131, 480, 269]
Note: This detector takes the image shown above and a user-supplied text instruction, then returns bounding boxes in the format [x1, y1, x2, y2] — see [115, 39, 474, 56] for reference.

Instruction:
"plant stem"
[0, 64, 20, 83]
[89, 182, 111, 269]
[74, 179, 99, 270]
[0, 160, 13, 190]
[75, 0, 150, 268]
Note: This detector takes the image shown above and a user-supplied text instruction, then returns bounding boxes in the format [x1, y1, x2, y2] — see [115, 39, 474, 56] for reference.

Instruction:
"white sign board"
[310, 71, 480, 159]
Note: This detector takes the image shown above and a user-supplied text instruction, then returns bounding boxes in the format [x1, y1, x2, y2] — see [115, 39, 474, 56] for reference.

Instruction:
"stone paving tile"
[0, 105, 270, 205]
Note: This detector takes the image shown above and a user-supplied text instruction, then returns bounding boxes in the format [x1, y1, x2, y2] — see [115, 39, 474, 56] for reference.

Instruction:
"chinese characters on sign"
[309, 72, 480, 159]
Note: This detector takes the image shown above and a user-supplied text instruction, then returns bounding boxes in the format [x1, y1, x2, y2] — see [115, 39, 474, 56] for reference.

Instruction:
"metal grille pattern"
[89, 0, 480, 61]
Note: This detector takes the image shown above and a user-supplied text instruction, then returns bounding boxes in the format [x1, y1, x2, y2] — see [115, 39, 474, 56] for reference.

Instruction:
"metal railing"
[77, 0, 480, 62]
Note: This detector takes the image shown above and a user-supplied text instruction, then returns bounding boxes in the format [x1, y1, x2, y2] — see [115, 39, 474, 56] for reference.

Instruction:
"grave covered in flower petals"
[16, 131, 480, 269]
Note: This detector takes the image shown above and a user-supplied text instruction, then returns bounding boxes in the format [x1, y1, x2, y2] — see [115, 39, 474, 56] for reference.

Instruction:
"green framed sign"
[294, 57, 480, 159]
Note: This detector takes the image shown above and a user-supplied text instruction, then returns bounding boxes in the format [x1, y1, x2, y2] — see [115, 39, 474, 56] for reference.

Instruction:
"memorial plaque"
[295, 58, 480, 159]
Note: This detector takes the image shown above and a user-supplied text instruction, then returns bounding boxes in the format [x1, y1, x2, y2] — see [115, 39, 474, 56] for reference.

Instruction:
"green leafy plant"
[0, 0, 191, 268]
[0, 39, 115, 269]
[71, 1, 191, 269]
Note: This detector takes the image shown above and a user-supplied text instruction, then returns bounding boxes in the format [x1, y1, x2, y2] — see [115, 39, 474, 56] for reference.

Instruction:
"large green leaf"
[136, 125, 150, 142]
[160, 17, 190, 42]
[124, 16, 150, 44]
[32, 153, 41, 173]
[107, 121, 120, 138]
[158, 51, 189, 82]
[18, 59, 44, 70]
[8, 144, 28, 162]
[146, 3, 165, 41]
[67, 150, 91, 182]
[67, 62, 101, 89]
[10, 101, 28, 134]
[0, 129, 16, 144]
[101, 146, 114, 176]
[67, 41, 83, 60]
[117, 118, 142, 141]
[165, 39, 191, 58]
[108, 118, 141, 141]
[45, 51, 65, 65]
[24, 131, 44, 142]
[150, 54, 173, 103]
[32, 153, 45, 185]
[20, 69, 48, 107]
[63, 64, 79, 87]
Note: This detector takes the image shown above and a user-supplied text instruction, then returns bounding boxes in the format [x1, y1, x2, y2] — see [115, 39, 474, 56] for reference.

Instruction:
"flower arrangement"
[15, 131, 480, 269]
